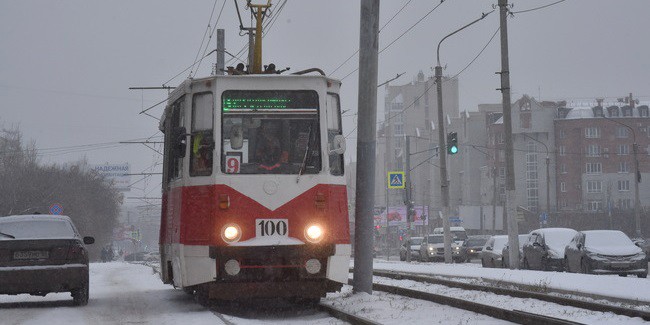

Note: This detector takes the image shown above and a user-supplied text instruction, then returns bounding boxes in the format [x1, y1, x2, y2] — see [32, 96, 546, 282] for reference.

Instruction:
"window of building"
[585, 127, 600, 138]
[616, 127, 629, 138]
[559, 145, 566, 156]
[586, 162, 602, 174]
[394, 123, 404, 136]
[618, 180, 630, 191]
[587, 180, 602, 193]
[558, 129, 566, 139]
[560, 199, 568, 208]
[560, 182, 567, 192]
[618, 144, 630, 155]
[499, 149, 505, 162]
[640, 106, 649, 117]
[619, 198, 632, 210]
[526, 142, 539, 211]
[619, 161, 629, 173]
[586, 144, 600, 157]
[608, 107, 619, 117]
[622, 106, 633, 117]
[497, 133, 505, 144]
[588, 201, 603, 212]
[560, 163, 567, 174]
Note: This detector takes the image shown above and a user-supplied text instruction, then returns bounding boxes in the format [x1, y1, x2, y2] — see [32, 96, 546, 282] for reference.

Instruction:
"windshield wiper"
[296, 125, 313, 183]
[0, 231, 16, 239]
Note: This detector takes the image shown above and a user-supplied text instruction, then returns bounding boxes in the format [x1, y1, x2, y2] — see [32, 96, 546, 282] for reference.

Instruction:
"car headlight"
[221, 224, 241, 243]
[305, 224, 324, 243]
[454, 246, 460, 250]
[428, 246, 434, 251]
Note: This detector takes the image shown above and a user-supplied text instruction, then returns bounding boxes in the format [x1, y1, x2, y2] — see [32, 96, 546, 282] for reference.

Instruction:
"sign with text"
[92, 163, 131, 191]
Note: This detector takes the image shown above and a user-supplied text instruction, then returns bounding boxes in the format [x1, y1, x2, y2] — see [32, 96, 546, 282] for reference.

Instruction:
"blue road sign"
[49, 203, 63, 215]
[387, 171, 405, 189]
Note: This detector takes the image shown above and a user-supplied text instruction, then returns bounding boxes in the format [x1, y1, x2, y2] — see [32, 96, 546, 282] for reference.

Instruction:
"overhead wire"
[510, 0, 566, 14]
[190, 0, 221, 78]
[192, 0, 229, 77]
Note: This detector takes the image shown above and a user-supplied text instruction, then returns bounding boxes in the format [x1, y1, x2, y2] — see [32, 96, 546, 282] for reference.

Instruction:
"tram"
[158, 2, 350, 302]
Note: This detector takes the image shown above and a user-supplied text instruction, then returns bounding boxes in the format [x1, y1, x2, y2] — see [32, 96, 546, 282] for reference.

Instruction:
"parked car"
[460, 235, 490, 262]
[480, 235, 508, 268]
[564, 230, 647, 278]
[632, 238, 650, 262]
[0, 214, 95, 305]
[420, 234, 463, 262]
[501, 234, 530, 268]
[522, 228, 577, 271]
[400, 236, 424, 261]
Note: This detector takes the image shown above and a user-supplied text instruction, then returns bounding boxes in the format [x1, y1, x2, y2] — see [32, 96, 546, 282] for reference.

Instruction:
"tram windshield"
[221, 90, 321, 174]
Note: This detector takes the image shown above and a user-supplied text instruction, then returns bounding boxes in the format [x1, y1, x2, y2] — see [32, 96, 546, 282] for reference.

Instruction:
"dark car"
[632, 238, 650, 262]
[460, 235, 489, 262]
[501, 234, 530, 268]
[480, 235, 508, 268]
[522, 228, 576, 271]
[564, 230, 647, 278]
[0, 214, 95, 305]
[399, 236, 424, 261]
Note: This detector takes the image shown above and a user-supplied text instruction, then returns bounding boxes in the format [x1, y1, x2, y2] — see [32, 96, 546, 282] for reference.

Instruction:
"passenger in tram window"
[190, 132, 213, 176]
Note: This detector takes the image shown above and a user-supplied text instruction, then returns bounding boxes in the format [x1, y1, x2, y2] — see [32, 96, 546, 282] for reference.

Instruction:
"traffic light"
[447, 132, 458, 154]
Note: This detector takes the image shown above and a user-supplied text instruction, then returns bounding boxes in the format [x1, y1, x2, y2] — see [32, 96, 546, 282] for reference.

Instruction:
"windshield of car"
[0, 219, 75, 239]
[465, 238, 488, 247]
[585, 231, 634, 247]
[426, 235, 444, 244]
[411, 237, 423, 245]
[451, 231, 467, 241]
[542, 229, 577, 252]
[492, 236, 508, 252]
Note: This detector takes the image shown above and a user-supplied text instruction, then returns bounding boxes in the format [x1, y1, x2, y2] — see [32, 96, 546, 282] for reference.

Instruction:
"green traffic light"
[450, 146, 458, 154]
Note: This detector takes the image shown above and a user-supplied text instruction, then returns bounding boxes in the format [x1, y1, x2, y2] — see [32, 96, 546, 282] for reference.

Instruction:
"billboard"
[373, 206, 429, 227]
[93, 163, 131, 191]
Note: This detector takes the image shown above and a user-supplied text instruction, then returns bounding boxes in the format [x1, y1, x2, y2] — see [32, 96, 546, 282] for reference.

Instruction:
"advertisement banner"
[373, 206, 429, 227]
[92, 163, 131, 191]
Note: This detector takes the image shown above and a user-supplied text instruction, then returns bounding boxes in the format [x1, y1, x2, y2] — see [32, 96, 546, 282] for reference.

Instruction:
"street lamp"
[435, 11, 493, 263]
[601, 115, 642, 238]
[522, 133, 551, 227]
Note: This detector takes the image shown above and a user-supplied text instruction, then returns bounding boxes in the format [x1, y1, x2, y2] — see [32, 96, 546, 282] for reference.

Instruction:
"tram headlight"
[305, 224, 324, 243]
[221, 224, 241, 243]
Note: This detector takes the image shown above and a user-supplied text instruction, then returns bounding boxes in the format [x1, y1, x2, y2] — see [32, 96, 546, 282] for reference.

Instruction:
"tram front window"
[221, 90, 321, 175]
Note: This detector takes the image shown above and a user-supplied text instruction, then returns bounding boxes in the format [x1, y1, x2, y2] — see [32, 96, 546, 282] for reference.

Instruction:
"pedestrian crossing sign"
[387, 171, 405, 189]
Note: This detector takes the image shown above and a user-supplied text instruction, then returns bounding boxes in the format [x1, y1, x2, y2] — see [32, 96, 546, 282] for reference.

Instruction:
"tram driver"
[255, 121, 288, 171]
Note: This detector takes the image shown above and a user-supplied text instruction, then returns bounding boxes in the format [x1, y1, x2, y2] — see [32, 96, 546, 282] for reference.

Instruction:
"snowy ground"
[1, 260, 648, 324]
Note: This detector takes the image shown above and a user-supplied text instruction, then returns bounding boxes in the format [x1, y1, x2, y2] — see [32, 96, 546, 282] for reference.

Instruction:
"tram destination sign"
[222, 90, 318, 111]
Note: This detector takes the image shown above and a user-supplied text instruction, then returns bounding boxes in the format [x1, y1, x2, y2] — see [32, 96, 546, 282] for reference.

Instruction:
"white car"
[420, 234, 463, 262]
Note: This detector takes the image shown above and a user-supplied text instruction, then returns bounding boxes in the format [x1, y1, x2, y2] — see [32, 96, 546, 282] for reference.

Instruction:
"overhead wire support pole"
[497, 0, 521, 269]
[435, 10, 493, 264]
[353, 0, 379, 295]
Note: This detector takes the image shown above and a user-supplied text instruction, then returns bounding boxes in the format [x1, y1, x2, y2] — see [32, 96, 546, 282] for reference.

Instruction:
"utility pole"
[216, 29, 225, 75]
[498, 0, 520, 269]
[404, 136, 413, 262]
[353, 0, 379, 294]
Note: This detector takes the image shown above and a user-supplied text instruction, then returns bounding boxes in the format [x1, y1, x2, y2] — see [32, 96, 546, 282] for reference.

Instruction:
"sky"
[1, 0, 649, 202]
[1, 261, 648, 323]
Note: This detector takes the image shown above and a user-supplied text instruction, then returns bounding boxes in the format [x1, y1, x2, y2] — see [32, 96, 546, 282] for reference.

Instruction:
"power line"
[192, 0, 229, 78]
[510, 0, 566, 14]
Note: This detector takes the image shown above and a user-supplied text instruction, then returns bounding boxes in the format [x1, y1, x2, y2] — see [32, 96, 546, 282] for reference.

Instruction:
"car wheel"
[618, 274, 627, 277]
[481, 258, 487, 267]
[638, 272, 648, 279]
[400, 254, 405, 261]
[72, 281, 89, 306]
[580, 259, 590, 274]
[564, 257, 570, 273]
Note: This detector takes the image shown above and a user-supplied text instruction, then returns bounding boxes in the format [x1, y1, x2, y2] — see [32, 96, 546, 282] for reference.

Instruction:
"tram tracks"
[324, 269, 649, 324]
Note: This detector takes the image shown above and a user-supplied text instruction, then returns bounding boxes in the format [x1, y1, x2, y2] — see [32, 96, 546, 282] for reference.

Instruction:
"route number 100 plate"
[256, 219, 288, 237]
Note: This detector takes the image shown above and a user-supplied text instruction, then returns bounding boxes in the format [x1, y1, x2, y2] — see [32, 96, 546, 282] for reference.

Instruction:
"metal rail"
[317, 303, 381, 325]
[372, 269, 650, 321]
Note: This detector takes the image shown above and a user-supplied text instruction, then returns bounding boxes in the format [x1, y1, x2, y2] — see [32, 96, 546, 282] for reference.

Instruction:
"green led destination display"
[222, 90, 319, 111]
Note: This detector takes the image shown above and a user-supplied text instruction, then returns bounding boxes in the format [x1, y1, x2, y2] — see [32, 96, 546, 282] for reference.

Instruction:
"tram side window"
[327, 94, 344, 176]
[168, 96, 186, 181]
[190, 92, 214, 177]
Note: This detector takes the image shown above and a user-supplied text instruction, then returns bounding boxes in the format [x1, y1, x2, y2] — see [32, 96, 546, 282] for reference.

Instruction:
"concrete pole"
[216, 29, 225, 75]
[633, 143, 642, 237]
[353, 0, 379, 294]
[435, 66, 452, 264]
[405, 136, 412, 262]
[498, 0, 520, 269]
[247, 30, 254, 71]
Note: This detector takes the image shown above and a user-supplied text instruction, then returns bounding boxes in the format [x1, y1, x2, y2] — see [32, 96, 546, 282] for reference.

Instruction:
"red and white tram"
[158, 71, 350, 301]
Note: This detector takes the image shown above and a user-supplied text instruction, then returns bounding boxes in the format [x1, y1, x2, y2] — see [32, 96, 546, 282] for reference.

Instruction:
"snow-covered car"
[522, 228, 577, 271]
[564, 230, 647, 278]
[501, 234, 530, 268]
[0, 214, 95, 305]
[399, 236, 424, 261]
[632, 238, 650, 262]
[480, 235, 508, 268]
[420, 234, 463, 262]
[459, 235, 490, 262]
